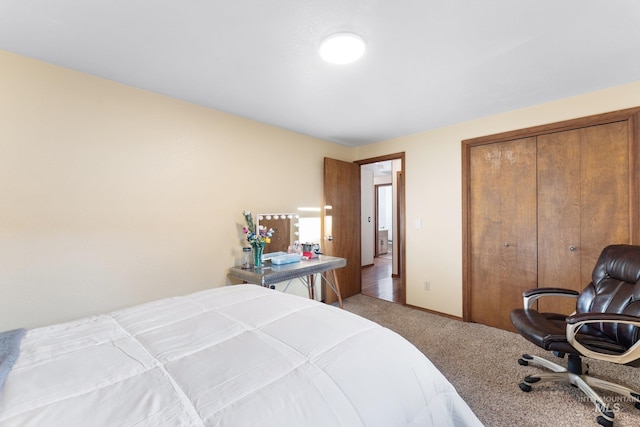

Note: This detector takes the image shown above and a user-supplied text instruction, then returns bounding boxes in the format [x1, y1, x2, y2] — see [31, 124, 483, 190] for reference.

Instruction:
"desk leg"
[308, 275, 315, 300]
[330, 269, 343, 309]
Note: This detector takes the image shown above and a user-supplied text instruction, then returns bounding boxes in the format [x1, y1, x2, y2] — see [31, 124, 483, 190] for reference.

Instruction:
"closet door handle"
[569, 245, 577, 251]
[504, 242, 510, 247]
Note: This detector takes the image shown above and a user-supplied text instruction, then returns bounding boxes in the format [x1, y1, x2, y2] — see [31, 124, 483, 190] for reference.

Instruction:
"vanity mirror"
[257, 210, 321, 253]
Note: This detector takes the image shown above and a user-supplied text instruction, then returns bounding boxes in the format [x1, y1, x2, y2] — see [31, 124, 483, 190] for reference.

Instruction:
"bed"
[0, 284, 482, 426]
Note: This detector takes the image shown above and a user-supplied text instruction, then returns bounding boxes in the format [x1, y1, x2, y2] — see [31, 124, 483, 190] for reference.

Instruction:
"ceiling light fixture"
[319, 32, 366, 64]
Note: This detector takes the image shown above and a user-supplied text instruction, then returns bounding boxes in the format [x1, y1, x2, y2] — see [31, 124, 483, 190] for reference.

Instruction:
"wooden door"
[537, 121, 630, 314]
[469, 138, 538, 331]
[323, 157, 361, 303]
[579, 121, 630, 270]
[537, 130, 582, 314]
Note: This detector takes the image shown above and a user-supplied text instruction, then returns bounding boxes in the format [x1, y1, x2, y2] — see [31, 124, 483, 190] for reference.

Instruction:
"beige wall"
[0, 50, 351, 330]
[3, 48, 640, 330]
[355, 81, 640, 317]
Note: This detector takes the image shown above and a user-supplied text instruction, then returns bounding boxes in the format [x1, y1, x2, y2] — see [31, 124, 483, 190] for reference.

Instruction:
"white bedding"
[0, 285, 482, 426]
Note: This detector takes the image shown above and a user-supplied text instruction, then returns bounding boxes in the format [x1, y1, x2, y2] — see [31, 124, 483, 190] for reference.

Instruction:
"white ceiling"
[362, 161, 392, 177]
[1, 1, 639, 147]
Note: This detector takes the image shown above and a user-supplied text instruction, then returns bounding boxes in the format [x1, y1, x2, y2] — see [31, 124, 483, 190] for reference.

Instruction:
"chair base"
[517, 353, 640, 427]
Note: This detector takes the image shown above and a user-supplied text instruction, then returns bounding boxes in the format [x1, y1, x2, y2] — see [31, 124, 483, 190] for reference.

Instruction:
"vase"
[252, 243, 265, 268]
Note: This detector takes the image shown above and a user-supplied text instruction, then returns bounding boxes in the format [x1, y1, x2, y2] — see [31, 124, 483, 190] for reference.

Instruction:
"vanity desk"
[229, 255, 346, 308]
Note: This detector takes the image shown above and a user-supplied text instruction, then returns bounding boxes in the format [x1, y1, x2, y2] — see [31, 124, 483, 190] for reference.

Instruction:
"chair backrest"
[576, 244, 640, 348]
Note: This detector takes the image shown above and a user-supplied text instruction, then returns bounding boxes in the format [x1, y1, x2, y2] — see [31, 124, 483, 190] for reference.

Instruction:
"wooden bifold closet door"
[469, 138, 537, 331]
[537, 122, 630, 315]
[463, 110, 639, 332]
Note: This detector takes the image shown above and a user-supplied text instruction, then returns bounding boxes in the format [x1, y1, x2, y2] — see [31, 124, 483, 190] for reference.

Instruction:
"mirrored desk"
[229, 255, 346, 308]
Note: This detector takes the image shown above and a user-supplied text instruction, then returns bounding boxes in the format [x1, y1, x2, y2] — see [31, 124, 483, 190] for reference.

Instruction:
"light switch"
[414, 218, 422, 229]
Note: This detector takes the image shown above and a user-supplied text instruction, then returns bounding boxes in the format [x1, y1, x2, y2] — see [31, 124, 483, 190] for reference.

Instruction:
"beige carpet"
[342, 294, 640, 427]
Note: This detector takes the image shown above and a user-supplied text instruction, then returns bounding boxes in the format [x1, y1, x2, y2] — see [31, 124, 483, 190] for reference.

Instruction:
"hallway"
[361, 254, 402, 303]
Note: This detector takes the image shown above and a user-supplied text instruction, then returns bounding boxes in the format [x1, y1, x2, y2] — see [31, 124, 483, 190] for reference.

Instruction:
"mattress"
[0, 284, 482, 426]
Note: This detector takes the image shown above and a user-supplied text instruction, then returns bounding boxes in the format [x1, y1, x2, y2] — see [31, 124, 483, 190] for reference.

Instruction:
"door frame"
[356, 152, 406, 305]
[461, 107, 640, 322]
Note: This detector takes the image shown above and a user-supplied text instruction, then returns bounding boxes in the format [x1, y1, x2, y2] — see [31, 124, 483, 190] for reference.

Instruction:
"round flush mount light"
[319, 32, 366, 64]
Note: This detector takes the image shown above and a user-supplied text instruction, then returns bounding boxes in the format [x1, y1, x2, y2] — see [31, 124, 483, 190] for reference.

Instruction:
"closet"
[462, 109, 640, 332]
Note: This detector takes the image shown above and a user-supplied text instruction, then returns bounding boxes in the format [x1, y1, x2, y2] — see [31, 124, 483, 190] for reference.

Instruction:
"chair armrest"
[566, 312, 640, 365]
[567, 312, 640, 325]
[522, 287, 579, 309]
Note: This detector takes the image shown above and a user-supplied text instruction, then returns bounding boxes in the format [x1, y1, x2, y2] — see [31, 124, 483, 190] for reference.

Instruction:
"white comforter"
[0, 285, 482, 426]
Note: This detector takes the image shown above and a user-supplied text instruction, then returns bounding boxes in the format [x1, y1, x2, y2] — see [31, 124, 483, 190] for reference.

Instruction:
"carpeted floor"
[342, 293, 640, 427]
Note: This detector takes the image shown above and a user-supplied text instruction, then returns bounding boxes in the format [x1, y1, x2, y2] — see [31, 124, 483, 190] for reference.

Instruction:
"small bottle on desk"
[241, 247, 252, 269]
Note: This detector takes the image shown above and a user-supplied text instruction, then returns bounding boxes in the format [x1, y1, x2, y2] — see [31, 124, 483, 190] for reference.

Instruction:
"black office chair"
[510, 244, 640, 427]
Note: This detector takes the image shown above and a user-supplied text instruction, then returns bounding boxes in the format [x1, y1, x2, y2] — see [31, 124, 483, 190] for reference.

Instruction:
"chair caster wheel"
[518, 358, 529, 366]
[519, 383, 532, 392]
[596, 415, 613, 427]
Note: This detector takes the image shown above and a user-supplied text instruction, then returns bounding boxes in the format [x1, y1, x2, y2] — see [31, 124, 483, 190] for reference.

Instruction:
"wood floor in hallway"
[361, 255, 402, 303]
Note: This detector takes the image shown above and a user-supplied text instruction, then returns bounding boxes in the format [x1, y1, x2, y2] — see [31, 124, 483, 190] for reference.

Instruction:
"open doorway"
[357, 153, 405, 304]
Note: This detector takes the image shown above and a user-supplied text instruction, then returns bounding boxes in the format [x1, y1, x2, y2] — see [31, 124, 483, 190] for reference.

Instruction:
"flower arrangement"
[242, 210, 274, 246]
[242, 210, 274, 268]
